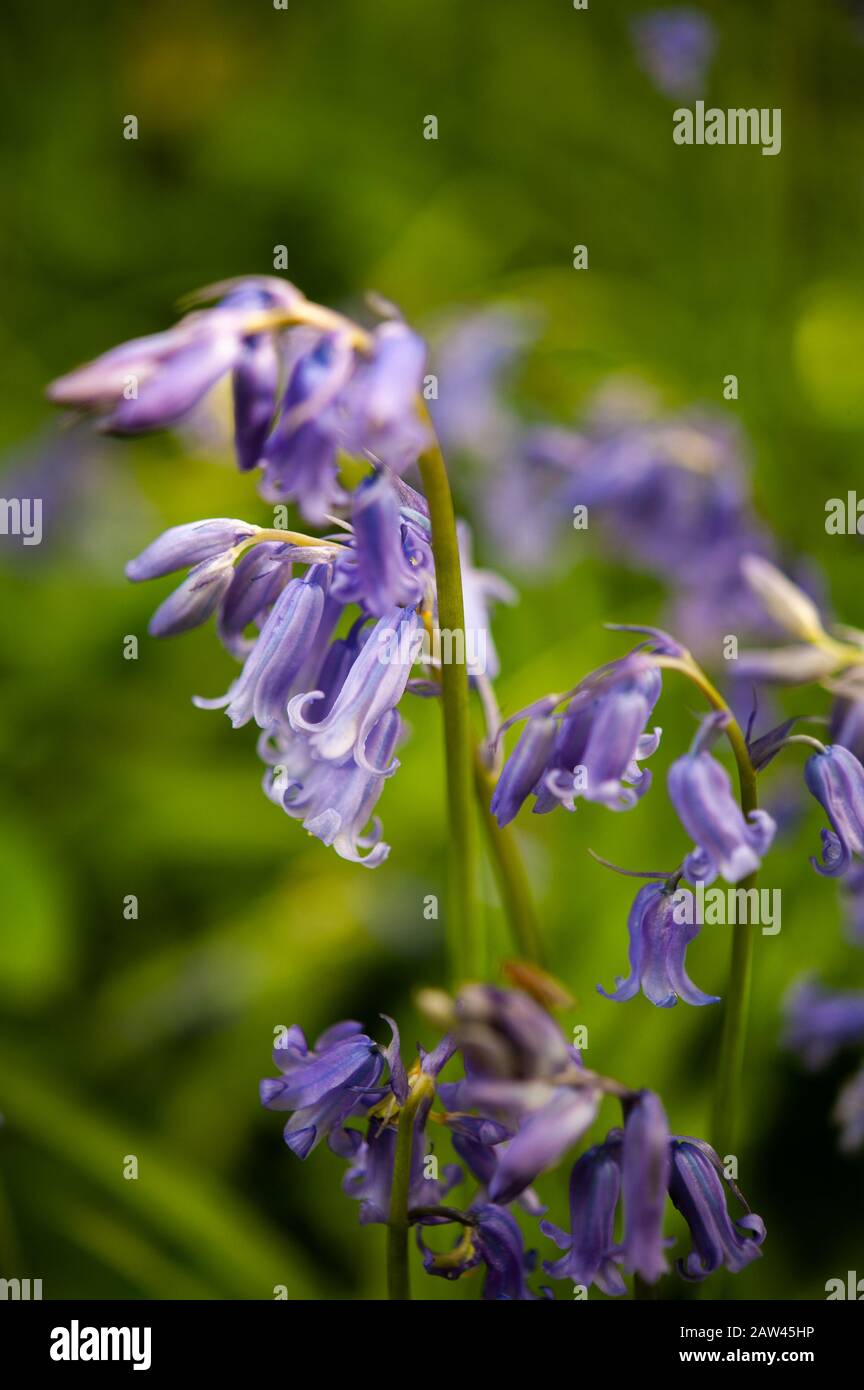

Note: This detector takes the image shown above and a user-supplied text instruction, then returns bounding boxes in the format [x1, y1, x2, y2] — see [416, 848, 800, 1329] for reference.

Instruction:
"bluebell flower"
[543, 1113, 764, 1291]
[541, 1139, 626, 1295]
[262, 708, 402, 866]
[329, 1023, 459, 1221]
[194, 565, 334, 731]
[47, 277, 301, 435]
[126, 518, 264, 638]
[668, 717, 776, 884]
[598, 880, 719, 1008]
[491, 661, 663, 827]
[145, 554, 238, 637]
[804, 744, 864, 877]
[447, 983, 577, 1080]
[782, 979, 864, 1069]
[527, 406, 778, 654]
[257, 617, 403, 866]
[258, 331, 353, 524]
[126, 518, 262, 580]
[631, 9, 716, 100]
[418, 1203, 545, 1300]
[489, 714, 559, 827]
[259, 1020, 385, 1158]
[215, 541, 296, 659]
[288, 606, 422, 773]
[445, 1115, 546, 1217]
[668, 1137, 766, 1281]
[544, 669, 662, 813]
[330, 472, 433, 618]
[617, 1091, 671, 1282]
[233, 331, 280, 471]
[260, 320, 429, 523]
[48, 282, 430, 524]
[333, 319, 429, 471]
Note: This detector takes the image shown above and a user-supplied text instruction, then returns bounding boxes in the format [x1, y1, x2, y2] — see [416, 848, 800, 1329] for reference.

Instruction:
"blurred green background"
[1, 0, 863, 1300]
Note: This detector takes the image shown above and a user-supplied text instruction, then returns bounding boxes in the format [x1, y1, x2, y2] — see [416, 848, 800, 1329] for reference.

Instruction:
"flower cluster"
[48, 277, 430, 524]
[491, 630, 779, 1010]
[260, 987, 766, 1298]
[48, 279, 512, 868]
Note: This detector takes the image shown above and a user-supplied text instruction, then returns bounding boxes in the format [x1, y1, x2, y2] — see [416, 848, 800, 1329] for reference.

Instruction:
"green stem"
[386, 1081, 432, 1301]
[417, 411, 481, 985]
[655, 657, 759, 1153]
[474, 749, 545, 964]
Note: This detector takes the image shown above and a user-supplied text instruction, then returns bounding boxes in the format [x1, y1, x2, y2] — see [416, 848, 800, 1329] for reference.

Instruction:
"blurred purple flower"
[48, 278, 300, 435]
[804, 744, 864, 877]
[438, 986, 601, 1203]
[783, 978, 864, 1069]
[834, 1066, 864, 1154]
[260, 320, 429, 524]
[631, 9, 716, 100]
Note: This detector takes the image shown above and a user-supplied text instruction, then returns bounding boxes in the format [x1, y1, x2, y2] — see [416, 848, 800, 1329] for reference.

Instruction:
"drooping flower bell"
[338, 1119, 462, 1225]
[542, 1090, 672, 1293]
[491, 657, 664, 827]
[287, 605, 422, 774]
[668, 1137, 766, 1281]
[47, 278, 302, 435]
[261, 707, 403, 867]
[598, 879, 719, 1008]
[194, 564, 335, 731]
[540, 1138, 626, 1295]
[668, 713, 776, 884]
[330, 472, 433, 619]
[258, 318, 430, 523]
[259, 1020, 386, 1158]
[617, 1090, 672, 1283]
[803, 743, 864, 877]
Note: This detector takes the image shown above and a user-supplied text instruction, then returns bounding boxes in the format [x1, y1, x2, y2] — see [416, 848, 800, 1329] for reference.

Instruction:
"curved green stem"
[417, 410, 481, 985]
[474, 750, 545, 964]
[655, 656, 758, 1152]
[386, 1081, 433, 1301]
